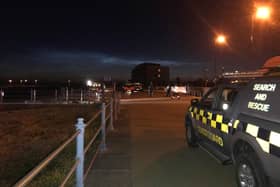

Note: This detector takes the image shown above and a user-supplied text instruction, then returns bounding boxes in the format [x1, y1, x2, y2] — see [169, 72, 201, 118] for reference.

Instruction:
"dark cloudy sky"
[0, 1, 279, 81]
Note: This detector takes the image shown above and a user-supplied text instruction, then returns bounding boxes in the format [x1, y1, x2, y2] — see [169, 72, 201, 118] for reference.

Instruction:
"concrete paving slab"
[85, 100, 236, 187]
[85, 170, 132, 187]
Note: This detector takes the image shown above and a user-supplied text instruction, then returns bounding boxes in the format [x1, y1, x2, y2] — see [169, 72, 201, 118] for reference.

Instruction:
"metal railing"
[14, 94, 120, 187]
[0, 87, 111, 104]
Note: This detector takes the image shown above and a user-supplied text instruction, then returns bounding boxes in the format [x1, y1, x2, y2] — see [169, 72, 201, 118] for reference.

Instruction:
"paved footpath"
[85, 98, 236, 187]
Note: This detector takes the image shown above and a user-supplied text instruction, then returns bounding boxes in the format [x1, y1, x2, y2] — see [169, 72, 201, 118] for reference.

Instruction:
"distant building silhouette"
[131, 63, 169, 86]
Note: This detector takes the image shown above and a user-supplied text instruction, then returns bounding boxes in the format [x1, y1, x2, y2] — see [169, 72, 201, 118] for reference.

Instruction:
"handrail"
[84, 126, 102, 154]
[14, 130, 80, 187]
[59, 159, 80, 187]
[83, 146, 101, 180]
[105, 114, 110, 122]
[14, 95, 119, 187]
[85, 110, 101, 128]
[105, 103, 110, 109]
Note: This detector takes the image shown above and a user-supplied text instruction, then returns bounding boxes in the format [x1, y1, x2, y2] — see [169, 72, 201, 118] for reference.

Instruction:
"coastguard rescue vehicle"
[185, 57, 280, 187]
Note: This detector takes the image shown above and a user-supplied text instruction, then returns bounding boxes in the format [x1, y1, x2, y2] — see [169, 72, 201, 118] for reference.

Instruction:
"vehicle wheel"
[235, 148, 267, 187]
[185, 121, 197, 147]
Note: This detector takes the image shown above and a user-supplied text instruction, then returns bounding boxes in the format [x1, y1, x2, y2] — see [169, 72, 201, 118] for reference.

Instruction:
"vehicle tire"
[185, 120, 198, 147]
[235, 148, 267, 187]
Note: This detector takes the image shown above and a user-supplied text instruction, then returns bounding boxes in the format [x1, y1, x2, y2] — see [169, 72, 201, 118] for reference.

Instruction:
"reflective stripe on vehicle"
[234, 120, 280, 158]
[190, 107, 231, 134]
[189, 106, 280, 158]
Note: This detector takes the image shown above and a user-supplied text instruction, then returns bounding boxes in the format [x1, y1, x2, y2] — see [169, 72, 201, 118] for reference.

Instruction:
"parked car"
[122, 82, 143, 93]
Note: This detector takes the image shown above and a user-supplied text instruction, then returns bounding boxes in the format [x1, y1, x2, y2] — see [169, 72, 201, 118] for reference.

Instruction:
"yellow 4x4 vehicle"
[185, 77, 280, 187]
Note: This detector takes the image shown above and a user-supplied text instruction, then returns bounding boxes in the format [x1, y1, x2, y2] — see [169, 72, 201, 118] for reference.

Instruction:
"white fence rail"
[14, 94, 120, 187]
[0, 87, 108, 104]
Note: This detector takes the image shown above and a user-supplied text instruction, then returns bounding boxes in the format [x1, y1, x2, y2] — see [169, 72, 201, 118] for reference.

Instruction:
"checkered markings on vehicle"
[244, 123, 280, 158]
[189, 106, 230, 134]
[188, 106, 280, 158]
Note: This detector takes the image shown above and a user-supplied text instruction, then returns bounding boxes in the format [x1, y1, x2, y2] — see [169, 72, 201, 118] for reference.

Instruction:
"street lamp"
[215, 34, 227, 45]
[213, 34, 227, 79]
[255, 6, 271, 20]
[251, 4, 272, 43]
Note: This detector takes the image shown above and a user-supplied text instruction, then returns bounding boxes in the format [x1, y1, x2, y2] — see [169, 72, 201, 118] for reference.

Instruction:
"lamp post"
[250, 4, 272, 44]
[214, 34, 227, 78]
[86, 80, 93, 103]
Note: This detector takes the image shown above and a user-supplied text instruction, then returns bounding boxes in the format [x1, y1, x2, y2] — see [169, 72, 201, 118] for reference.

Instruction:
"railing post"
[33, 89, 36, 103]
[75, 118, 85, 187]
[66, 87, 69, 103]
[80, 89, 83, 103]
[100, 102, 107, 152]
[117, 93, 120, 114]
[55, 89, 58, 102]
[30, 88, 33, 101]
[110, 98, 114, 130]
[114, 94, 118, 121]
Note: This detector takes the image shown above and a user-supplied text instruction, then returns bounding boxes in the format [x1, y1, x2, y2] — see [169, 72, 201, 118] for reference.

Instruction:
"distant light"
[86, 80, 93, 87]
[35, 80, 38, 84]
[20, 80, 23, 83]
[24, 80, 28, 83]
[8, 80, 12, 84]
[127, 90, 132, 95]
[256, 6, 271, 20]
[215, 35, 226, 45]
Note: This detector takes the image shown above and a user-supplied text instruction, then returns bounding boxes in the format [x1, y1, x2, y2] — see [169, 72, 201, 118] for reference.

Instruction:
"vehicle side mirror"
[191, 98, 199, 105]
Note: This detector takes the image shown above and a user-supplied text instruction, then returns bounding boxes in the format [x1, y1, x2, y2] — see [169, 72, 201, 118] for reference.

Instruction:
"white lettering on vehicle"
[248, 101, 270, 112]
[254, 93, 267, 101]
[248, 83, 277, 112]
[253, 84, 276, 92]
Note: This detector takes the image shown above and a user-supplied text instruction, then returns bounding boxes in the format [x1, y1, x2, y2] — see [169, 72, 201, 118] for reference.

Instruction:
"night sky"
[0, 1, 280, 81]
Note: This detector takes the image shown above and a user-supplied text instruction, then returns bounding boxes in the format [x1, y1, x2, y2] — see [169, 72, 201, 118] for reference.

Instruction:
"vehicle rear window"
[238, 77, 280, 123]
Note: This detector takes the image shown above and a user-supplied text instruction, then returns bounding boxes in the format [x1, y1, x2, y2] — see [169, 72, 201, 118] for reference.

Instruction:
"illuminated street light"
[213, 34, 227, 79]
[255, 6, 271, 20]
[86, 80, 93, 87]
[250, 4, 272, 44]
[215, 34, 227, 45]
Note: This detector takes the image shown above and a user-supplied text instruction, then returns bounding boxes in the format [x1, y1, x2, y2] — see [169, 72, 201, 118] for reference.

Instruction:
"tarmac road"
[85, 96, 236, 187]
